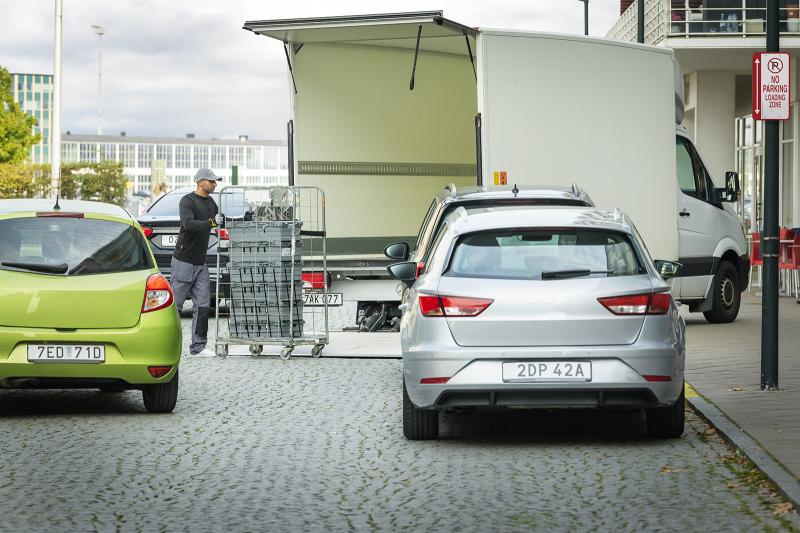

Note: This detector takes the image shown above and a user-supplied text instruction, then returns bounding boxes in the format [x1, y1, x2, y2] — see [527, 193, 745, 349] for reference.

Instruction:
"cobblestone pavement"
[0, 331, 798, 530]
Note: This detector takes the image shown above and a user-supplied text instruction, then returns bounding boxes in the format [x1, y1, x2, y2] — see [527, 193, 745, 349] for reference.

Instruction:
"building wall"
[10, 73, 54, 164]
[61, 136, 289, 194]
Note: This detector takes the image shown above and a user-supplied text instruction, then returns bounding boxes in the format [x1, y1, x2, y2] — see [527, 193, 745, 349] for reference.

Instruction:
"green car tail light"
[142, 273, 173, 313]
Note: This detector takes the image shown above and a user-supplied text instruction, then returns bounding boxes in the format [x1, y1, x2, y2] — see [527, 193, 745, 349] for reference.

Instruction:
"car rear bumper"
[0, 307, 182, 387]
[404, 344, 684, 410]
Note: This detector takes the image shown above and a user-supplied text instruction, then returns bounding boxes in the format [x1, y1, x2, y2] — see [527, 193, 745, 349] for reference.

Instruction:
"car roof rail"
[613, 207, 632, 230]
[444, 183, 457, 198]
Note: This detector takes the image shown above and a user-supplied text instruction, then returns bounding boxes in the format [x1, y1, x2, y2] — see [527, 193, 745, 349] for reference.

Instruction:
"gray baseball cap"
[194, 168, 222, 182]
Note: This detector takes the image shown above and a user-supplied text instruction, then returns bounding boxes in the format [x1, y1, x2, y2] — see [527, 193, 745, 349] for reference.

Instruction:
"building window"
[156, 144, 173, 167]
[193, 145, 209, 168]
[99, 143, 116, 162]
[138, 144, 154, 168]
[175, 145, 191, 168]
[246, 147, 262, 169]
[62, 143, 78, 163]
[119, 144, 136, 167]
[211, 146, 227, 168]
[229, 146, 243, 167]
[79, 143, 96, 162]
[136, 175, 152, 195]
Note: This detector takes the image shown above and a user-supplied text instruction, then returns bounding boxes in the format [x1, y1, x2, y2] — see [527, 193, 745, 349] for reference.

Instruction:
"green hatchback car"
[0, 199, 182, 413]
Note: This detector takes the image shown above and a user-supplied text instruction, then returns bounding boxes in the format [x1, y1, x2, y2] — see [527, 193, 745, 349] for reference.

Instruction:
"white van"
[244, 11, 749, 323]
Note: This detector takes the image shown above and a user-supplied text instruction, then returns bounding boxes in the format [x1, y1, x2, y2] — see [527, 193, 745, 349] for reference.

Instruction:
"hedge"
[0, 162, 128, 206]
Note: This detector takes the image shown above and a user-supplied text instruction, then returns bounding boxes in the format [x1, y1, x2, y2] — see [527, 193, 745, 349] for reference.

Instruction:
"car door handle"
[679, 209, 691, 217]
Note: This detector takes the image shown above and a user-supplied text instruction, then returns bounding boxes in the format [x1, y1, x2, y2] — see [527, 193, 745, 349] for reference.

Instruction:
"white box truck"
[243, 11, 749, 325]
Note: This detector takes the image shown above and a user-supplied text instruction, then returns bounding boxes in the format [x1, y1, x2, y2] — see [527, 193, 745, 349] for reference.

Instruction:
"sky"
[0, 1, 621, 141]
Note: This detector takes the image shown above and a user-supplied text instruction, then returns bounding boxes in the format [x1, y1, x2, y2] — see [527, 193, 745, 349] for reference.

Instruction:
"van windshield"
[0, 217, 153, 276]
[446, 229, 644, 280]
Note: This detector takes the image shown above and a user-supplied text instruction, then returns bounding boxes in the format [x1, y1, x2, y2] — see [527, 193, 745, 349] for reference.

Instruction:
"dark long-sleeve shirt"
[173, 192, 218, 265]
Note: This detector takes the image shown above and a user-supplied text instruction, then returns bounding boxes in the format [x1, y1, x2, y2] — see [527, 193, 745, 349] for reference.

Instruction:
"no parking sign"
[752, 52, 791, 120]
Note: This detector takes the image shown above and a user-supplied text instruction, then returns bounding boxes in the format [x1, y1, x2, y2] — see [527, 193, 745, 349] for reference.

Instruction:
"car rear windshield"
[147, 191, 246, 217]
[446, 229, 644, 280]
[0, 217, 153, 276]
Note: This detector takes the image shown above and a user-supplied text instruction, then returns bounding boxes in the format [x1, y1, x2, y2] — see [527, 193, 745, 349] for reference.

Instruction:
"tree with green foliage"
[0, 66, 40, 164]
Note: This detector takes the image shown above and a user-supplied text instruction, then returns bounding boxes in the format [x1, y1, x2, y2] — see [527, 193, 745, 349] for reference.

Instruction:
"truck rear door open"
[244, 12, 480, 259]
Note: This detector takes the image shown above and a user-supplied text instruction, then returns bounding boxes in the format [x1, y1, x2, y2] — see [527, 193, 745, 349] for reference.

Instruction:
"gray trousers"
[170, 257, 211, 354]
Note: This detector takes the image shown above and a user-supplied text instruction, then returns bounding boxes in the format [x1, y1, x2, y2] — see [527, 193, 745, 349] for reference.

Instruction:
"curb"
[685, 382, 800, 509]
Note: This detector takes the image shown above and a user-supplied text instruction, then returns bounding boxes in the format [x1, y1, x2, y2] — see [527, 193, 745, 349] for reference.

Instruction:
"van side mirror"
[384, 242, 410, 261]
[718, 171, 739, 203]
[387, 261, 418, 281]
[654, 260, 682, 279]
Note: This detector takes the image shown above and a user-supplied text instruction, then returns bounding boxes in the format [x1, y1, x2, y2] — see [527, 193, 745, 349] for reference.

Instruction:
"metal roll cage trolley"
[214, 185, 329, 359]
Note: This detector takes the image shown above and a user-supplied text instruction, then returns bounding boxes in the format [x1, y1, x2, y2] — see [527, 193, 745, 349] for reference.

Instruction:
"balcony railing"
[608, 1, 800, 44]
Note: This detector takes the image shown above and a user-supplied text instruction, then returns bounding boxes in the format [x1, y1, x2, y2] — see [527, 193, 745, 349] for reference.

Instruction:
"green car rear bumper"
[0, 307, 181, 387]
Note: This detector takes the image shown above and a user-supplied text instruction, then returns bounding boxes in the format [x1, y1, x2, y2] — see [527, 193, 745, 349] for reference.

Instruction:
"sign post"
[754, 0, 784, 391]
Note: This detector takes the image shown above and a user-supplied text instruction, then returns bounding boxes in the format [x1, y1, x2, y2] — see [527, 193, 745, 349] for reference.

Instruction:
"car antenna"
[512, 184, 519, 197]
[53, 195, 61, 211]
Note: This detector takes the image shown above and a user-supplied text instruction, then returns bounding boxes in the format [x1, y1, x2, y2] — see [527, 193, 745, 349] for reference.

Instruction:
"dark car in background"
[137, 187, 245, 306]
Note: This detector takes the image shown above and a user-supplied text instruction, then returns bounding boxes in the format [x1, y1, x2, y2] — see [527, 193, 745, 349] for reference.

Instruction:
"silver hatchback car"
[388, 207, 686, 440]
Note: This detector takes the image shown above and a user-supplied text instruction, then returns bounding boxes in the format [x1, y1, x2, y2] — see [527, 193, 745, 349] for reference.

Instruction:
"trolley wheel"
[249, 344, 263, 357]
[215, 344, 228, 358]
[280, 347, 294, 360]
[311, 344, 324, 358]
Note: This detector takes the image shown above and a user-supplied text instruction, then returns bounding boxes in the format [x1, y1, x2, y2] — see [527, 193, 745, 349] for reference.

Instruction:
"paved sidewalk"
[682, 293, 800, 479]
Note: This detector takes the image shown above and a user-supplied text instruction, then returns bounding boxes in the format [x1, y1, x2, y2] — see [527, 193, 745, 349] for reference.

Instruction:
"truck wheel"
[142, 370, 179, 414]
[403, 381, 439, 440]
[703, 261, 740, 323]
[646, 384, 685, 438]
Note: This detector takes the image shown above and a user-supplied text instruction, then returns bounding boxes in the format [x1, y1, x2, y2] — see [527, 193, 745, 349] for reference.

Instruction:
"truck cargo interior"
[245, 14, 480, 256]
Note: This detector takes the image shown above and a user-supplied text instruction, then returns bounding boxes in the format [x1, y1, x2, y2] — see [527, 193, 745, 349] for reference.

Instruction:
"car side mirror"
[384, 242, 410, 261]
[654, 260, 682, 279]
[387, 261, 418, 281]
[719, 171, 739, 203]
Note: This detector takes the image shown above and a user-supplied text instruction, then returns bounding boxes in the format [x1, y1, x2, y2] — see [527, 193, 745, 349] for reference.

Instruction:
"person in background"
[171, 168, 223, 357]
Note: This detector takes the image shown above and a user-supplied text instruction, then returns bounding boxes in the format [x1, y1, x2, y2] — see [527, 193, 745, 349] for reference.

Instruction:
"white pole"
[92, 25, 105, 135]
[51, 0, 63, 200]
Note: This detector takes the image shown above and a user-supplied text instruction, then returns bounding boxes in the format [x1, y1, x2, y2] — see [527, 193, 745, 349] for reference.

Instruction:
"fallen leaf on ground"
[660, 466, 687, 474]
[727, 483, 739, 489]
[730, 387, 744, 392]
[772, 502, 794, 516]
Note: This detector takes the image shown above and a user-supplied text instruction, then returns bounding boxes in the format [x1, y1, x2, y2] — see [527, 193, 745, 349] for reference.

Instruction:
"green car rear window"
[0, 217, 153, 276]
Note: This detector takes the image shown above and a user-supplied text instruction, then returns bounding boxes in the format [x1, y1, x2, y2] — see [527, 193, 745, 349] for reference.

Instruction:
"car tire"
[703, 261, 740, 323]
[646, 384, 685, 439]
[142, 369, 179, 414]
[403, 381, 438, 440]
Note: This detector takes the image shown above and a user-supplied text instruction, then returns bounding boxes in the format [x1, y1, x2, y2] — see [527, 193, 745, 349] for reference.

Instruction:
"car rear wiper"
[1, 261, 68, 274]
[541, 269, 612, 280]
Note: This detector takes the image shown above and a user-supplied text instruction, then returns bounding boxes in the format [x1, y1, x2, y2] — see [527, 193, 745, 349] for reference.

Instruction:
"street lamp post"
[51, 0, 63, 199]
[578, 0, 589, 36]
[91, 24, 105, 135]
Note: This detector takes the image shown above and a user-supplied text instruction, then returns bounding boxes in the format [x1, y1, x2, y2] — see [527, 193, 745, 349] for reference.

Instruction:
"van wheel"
[142, 369, 179, 413]
[703, 261, 740, 323]
[646, 384, 685, 438]
[403, 381, 439, 440]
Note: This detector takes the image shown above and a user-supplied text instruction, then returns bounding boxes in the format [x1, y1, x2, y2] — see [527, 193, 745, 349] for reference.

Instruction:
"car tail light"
[643, 375, 672, 382]
[142, 273, 173, 313]
[416, 262, 425, 278]
[214, 228, 229, 240]
[420, 377, 450, 384]
[598, 292, 672, 315]
[418, 294, 494, 317]
[141, 226, 154, 238]
[301, 272, 326, 290]
[148, 366, 173, 378]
